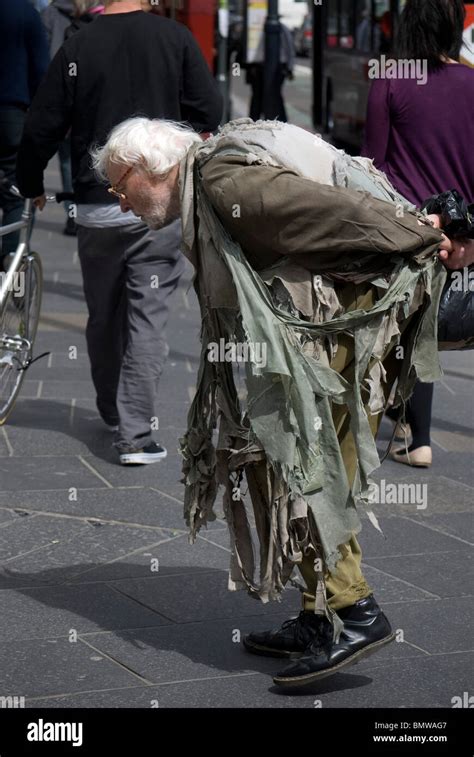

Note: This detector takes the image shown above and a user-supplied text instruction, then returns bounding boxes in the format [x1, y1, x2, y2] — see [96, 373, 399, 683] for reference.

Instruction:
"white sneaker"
[119, 442, 168, 465]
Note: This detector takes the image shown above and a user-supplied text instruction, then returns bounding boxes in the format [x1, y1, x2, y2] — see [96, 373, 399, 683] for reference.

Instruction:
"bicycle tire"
[0, 252, 43, 425]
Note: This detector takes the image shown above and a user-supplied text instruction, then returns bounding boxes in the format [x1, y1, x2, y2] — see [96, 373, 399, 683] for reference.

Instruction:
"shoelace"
[305, 618, 334, 657]
[281, 611, 324, 647]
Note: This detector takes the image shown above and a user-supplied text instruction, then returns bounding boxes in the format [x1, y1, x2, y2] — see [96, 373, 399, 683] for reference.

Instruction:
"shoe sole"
[272, 632, 396, 687]
[391, 454, 431, 468]
[120, 450, 168, 465]
[242, 638, 303, 659]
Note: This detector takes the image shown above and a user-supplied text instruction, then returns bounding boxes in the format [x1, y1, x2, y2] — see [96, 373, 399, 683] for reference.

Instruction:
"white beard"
[144, 217, 163, 230]
[139, 210, 163, 229]
[142, 204, 180, 231]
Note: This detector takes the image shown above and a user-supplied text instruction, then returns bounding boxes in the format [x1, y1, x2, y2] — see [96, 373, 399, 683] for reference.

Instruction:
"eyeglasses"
[107, 165, 135, 200]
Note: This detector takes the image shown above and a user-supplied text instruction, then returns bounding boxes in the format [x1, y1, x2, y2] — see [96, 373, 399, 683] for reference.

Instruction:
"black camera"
[420, 189, 474, 239]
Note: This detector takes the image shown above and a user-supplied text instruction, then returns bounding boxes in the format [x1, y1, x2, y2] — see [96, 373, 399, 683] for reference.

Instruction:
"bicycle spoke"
[0, 256, 42, 421]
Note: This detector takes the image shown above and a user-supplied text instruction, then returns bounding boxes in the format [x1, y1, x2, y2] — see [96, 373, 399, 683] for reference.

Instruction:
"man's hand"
[417, 214, 474, 269]
[439, 237, 474, 269]
[33, 194, 46, 210]
[417, 213, 442, 228]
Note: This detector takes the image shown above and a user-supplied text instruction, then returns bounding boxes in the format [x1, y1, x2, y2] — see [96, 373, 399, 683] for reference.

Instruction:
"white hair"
[91, 118, 202, 181]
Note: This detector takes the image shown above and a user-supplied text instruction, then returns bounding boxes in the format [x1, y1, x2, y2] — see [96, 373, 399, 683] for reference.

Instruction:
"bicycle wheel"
[0, 252, 43, 425]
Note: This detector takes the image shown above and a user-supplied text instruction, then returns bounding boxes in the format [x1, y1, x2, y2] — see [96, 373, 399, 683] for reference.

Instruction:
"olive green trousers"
[299, 282, 415, 611]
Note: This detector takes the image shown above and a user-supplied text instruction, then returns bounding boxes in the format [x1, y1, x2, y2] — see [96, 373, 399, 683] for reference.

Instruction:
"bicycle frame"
[0, 198, 34, 310]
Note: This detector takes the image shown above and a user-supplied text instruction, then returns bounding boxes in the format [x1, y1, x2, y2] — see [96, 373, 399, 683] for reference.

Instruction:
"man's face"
[107, 162, 181, 230]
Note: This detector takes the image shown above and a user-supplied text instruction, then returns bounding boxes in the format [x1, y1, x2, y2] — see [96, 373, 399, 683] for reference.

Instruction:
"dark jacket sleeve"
[25, 2, 50, 99]
[179, 27, 223, 132]
[200, 154, 443, 268]
[16, 46, 74, 198]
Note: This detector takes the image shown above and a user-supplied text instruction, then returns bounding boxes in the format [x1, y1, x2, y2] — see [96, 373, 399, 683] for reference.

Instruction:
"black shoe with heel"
[272, 594, 395, 686]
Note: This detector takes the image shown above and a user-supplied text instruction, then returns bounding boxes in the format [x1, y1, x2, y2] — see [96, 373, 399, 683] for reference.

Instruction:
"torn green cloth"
[177, 118, 446, 614]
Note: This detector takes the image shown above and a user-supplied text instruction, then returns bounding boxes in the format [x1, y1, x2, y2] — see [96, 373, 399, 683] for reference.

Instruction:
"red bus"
[148, 0, 217, 70]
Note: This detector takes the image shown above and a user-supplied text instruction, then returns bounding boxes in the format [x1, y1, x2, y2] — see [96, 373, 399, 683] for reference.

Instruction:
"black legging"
[388, 380, 433, 450]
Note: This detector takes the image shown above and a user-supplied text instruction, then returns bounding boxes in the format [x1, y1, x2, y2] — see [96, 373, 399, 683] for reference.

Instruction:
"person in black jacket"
[0, 0, 49, 264]
[17, 0, 222, 465]
[41, 0, 78, 235]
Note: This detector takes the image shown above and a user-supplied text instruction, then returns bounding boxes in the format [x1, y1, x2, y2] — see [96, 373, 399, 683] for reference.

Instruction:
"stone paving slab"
[370, 596, 473, 655]
[84, 441, 186, 497]
[0, 513, 89, 564]
[364, 551, 472, 599]
[0, 637, 144, 699]
[0, 487, 225, 532]
[0, 518, 180, 585]
[0, 486, 194, 519]
[0, 455, 109, 491]
[0, 581, 171, 644]
[0, 510, 17, 526]
[357, 564, 439, 603]
[110, 570, 300, 624]
[24, 650, 472, 708]
[411, 511, 473, 542]
[1, 422, 113, 458]
[67, 532, 231, 585]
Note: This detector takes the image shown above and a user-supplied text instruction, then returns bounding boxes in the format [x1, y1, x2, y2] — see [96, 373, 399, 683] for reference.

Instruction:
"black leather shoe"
[273, 594, 395, 686]
[243, 611, 326, 659]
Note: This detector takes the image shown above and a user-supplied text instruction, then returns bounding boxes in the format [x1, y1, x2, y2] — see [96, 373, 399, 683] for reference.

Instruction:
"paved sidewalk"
[0, 160, 472, 709]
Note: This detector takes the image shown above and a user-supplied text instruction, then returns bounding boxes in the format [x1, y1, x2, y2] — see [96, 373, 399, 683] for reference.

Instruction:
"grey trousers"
[77, 220, 185, 450]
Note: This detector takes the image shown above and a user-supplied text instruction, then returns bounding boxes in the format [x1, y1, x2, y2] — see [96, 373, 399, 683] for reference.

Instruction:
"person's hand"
[417, 214, 474, 267]
[438, 237, 474, 269]
[33, 194, 46, 211]
[417, 213, 441, 228]
[426, 213, 441, 228]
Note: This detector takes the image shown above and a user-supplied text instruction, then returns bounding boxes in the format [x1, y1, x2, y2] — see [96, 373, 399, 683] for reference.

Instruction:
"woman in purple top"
[362, 0, 474, 468]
